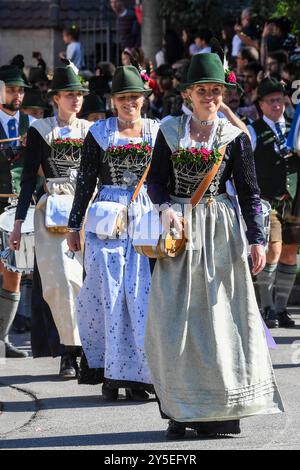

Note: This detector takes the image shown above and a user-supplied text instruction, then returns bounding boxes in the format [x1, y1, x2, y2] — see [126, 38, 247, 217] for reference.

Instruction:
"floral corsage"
[106, 142, 152, 159]
[52, 138, 84, 150]
[171, 147, 222, 166]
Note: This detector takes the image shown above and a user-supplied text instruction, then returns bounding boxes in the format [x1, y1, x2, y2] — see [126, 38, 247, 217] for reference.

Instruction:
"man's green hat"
[47, 66, 89, 97]
[257, 77, 286, 100]
[0, 65, 31, 88]
[81, 93, 106, 118]
[178, 53, 236, 91]
[22, 89, 49, 109]
[111, 66, 152, 96]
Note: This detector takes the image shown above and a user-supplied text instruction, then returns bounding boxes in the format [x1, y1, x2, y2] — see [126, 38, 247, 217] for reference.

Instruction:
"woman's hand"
[67, 231, 81, 252]
[8, 221, 22, 251]
[262, 22, 272, 38]
[251, 244, 266, 276]
[161, 207, 183, 235]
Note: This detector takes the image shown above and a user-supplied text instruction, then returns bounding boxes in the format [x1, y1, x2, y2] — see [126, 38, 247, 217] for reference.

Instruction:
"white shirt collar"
[263, 114, 285, 130]
[119, 9, 128, 17]
[0, 109, 20, 126]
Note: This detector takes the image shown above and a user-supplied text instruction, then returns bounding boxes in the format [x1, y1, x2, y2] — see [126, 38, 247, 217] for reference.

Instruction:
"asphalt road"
[0, 308, 300, 450]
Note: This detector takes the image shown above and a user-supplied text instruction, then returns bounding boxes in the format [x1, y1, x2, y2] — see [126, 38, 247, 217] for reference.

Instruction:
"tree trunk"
[142, 0, 163, 65]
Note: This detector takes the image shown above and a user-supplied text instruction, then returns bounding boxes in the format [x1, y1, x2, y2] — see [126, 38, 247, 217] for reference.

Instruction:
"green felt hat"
[22, 89, 49, 109]
[111, 66, 152, 96]
[257, 77, 286, 100]
[0, 65, 31, 88]
[47, 66, 89, 97]
[81, 93, 106, 118]
[178, 53, 236, 91]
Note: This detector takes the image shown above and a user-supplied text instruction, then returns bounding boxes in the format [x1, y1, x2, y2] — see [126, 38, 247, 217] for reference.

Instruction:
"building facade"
[0, 0, 135, 72]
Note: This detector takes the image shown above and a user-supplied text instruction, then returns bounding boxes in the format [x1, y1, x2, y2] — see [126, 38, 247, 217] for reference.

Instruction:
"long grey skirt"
[145, 194, 284, 423]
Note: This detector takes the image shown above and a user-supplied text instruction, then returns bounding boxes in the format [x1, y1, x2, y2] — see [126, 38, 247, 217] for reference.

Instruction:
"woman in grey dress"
[145, 53, 284, 439]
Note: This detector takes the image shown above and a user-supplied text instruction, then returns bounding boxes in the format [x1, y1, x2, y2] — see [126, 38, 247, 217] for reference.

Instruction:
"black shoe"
[261, 307, 279, 329]
[125, 388, 149, 401]
[12, 314, 27, 333]
[102, 382, 119, 401]
[5, 342, 28, 358]
[59, 354, 77, 379]
[278, 309, 295, 328]
[165, 420, 186, 440]
[196, 420, 241, 437]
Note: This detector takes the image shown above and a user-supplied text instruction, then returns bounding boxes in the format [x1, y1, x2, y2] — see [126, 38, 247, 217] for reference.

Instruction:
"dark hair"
[268, 50, 288, 65]
[158, 77, 173, 92]
[122, 47, 148, 71]
[239, 46, 259, 62]
[195, 28, 213, 44]
[273, 17, 292, 36]
[10, 54, 25, 71]
[163, 30, 183, 65]
[63, 25, 80, 41]
[244, 61, 263, 75]
[282, 62, 299, 76]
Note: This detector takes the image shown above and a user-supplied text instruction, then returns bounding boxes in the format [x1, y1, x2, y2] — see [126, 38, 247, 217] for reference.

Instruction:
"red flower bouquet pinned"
[106, 142, 152, 159]
[171, 147, 222, 166]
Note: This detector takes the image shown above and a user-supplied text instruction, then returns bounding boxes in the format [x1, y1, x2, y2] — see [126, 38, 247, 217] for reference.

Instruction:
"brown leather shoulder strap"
[130, 162, 151, 204]
[190, 145, 227, 208]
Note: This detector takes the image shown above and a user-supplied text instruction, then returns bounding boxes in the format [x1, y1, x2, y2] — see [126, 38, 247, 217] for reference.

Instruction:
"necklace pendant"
[207, 195, 215, 206]
[192, 116, 215, 126]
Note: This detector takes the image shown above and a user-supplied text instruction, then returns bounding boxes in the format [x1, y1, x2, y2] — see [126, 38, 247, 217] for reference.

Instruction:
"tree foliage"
[160, 0, 234, 33]
[252, 0, 300, 31]
[161, 0, 300, 33]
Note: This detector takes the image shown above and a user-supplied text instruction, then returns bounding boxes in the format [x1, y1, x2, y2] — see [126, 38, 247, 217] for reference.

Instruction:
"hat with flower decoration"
[178, 53, 237, 91]
[111, 66, 152, 96]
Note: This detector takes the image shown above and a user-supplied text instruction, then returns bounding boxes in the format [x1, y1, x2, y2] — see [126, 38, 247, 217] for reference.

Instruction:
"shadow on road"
[0, 430, 238, 449]
[0, 392, 157, 412]
[272, 337, 300, 345]
[273, 364, 300, 369]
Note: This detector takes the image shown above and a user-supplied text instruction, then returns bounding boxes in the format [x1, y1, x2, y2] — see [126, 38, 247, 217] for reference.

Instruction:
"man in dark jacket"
[110, 0, 141, 49]
[0, 66, 34, 358]
[248, 77, 300, 329]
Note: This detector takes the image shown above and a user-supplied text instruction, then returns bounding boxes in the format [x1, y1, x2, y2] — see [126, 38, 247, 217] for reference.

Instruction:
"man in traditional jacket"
[0, 66, 34, 357]
[248, 77, 300, 329]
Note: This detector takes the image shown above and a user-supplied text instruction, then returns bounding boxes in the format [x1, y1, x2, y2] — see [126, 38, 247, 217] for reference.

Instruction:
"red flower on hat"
[225, 70, 237, 84]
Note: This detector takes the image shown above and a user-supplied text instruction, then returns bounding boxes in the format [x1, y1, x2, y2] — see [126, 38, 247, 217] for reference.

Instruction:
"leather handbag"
[134, 145, 227, 259]
[45, 177, 75, 234]
[85, 163, 151, 239]
[45, 193, 74, 234]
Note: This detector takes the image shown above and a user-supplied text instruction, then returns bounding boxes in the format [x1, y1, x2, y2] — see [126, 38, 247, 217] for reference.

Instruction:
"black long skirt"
[31, 256, 64, 358]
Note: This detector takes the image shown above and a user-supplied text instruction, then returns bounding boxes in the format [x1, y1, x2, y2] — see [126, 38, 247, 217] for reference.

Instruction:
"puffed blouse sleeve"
[231, 132, 265, 246]
[68, 132, 103, 230]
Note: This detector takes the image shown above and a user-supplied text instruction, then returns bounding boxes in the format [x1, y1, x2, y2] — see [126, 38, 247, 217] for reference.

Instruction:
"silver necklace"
[117, 116, 142, 126]
[192, 115, 215, 126]
[57, 116, 78, 127]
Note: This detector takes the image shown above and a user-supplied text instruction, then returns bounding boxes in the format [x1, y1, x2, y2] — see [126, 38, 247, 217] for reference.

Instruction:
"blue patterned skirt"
[77, 185, 153, 387]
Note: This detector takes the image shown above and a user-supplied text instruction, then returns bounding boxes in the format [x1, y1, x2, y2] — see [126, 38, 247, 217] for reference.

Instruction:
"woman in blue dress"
[67, 66, 159, 400]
